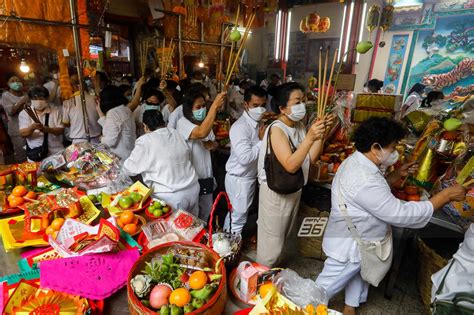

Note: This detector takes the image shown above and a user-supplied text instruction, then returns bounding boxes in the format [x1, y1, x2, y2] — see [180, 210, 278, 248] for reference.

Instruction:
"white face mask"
[375, 144, 399, 166]
[31, 100, 48, 111]
[286, 103, 306, 122]
[247, 106, 266, 121]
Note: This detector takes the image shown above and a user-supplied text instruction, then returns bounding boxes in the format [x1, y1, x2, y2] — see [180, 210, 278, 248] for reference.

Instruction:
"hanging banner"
[383, 34, 409, 94]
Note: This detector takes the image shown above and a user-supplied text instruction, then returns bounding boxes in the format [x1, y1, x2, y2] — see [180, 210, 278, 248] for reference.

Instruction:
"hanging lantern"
[379, 4, 394, 33]
[366, 5, 380, 38]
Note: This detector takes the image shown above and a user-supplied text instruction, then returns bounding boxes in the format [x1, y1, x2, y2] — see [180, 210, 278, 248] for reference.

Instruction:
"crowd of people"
[0, 68, 467, 315]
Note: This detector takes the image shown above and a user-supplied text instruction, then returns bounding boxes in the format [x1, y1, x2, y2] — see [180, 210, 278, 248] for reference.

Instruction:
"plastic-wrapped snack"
[40, 154, 66, 172]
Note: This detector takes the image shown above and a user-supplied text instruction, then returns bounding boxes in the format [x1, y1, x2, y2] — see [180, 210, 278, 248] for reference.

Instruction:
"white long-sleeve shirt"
[226, 111, 261, 178]
[123, 128, 198, 193]
[322, 151, 434, 263]
[402, 92, 422, 117]
[167, 105, 183, 129]
[98, 105, 136, 160]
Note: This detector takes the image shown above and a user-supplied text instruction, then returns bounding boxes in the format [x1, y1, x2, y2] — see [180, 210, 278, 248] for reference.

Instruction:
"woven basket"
[296, 202, 329, 260]
[127, 241, 227, 315]
[417, 237, 448, 314]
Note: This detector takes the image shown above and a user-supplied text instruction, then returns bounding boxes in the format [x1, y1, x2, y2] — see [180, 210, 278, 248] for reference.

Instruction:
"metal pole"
[0, 14, 114, 31]
[69, 0, 90, 141]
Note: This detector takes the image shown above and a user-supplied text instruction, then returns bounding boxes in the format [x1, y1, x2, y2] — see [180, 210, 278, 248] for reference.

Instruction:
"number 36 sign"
[298, 217, 328, 237]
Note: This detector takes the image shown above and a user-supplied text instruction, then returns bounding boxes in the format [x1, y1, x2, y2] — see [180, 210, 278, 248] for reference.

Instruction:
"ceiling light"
[20, 59, 30, 73]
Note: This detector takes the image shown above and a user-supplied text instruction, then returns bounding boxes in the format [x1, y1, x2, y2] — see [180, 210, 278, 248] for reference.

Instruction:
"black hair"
[28, 86, 49, 99]
[367, 79, 383, 93]
[244, 85, 267, 102]
[408, 83, 425, 95]
[271, 73, 280, 79]
[184, 83, 209, 98]
[118, 84, 132, 95]
[353, 117, 406, 153]
[146, 78, 161, 90]
[182, 91, 206, 123]
[239, 79, 250, 89]
[144, 68, 154, 78]
[421, 91, 444, 108]
[143, 88, 165, 103]
[193, 71, 203, 79]
[121, 76, 133, 85]
[270, 82, 304, 113]
[142, 110, 165, 131]
[99, 85, 128, 115]
[172, 89, 184, 106]
[179, 78, 192, 92]
[165, 80, 178, 91]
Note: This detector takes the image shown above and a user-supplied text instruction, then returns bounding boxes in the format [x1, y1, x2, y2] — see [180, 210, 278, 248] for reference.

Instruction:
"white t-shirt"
[403, 92, 422, 117]
[257, 120, 310, 185]
[62, 92, 102, 139]
[98, 105, 136, 160]
[167, 105, 184, 129]
[176, 117, 215, 179]
[123, 128, 198, 193]
[43, 81, 62, 108]
[18, 106, 65, 156]
[161, 104, 172, 124]
[1, 91, 25, 136]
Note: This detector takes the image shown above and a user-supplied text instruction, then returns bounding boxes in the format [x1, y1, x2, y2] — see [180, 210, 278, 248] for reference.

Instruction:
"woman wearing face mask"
[123, 110, 200, 213]
[401, 83, 425, 117]
[176, 91, 226, 220]
[18, 86, 65, 161]
[134, 89, 166, 137]
[256, 82, 334, 267]
[224, 86, 268, 235]
[97, 77, 146, 160]
[1, 76, 28, 162]
[315, 118, 466, 315]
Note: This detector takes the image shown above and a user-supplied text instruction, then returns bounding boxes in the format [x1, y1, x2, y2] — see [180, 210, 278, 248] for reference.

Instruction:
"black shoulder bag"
[264, 123, 304, 194]
[26, 113, 49, 162]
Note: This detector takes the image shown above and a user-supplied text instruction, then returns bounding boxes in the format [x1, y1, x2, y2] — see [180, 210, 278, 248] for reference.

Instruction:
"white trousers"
[155, 183, 200, 218]
[224, 174, 257, 235]
[315, 257, 369, 307]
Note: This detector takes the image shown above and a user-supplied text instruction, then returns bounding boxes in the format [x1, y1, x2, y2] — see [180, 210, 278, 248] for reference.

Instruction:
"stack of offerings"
[351, 93, 403, 125]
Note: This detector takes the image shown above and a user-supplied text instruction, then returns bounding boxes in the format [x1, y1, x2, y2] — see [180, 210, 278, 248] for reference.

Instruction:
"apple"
[154, 209, 163, 217]
[119, 196, 134, 209]
[130, 192, 142, 203]
[229, 29, 241, 42]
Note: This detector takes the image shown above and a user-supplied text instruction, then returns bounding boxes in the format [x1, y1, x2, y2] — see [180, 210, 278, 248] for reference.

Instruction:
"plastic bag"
[273, 269, 328, 308]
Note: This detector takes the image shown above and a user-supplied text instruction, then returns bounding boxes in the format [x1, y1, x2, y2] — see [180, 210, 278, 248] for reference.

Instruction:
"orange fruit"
[259, 282, 275, 299]
[169, 288, 191, 307]
[7, 194, 16, 204]
[305, 304, 316, 314]
[50, 218, 65, 230]
[116, 218, 125, 228]
[123, 223, 138, 235]
[120, 210, 135, 225]
[189, 271, 208, 290]
[12, 186, 28, 197]
[316, 304, 328, 315]
[45, 226, 56, 236]
[52, 231, 59, 239]
[25, 191, 36, 199]
[8, 196, 24, 208]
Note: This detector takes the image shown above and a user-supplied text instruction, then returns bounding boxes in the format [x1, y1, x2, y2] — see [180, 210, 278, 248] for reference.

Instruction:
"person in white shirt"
[177, 91, 226, 221]
[224, 86, 267, 235]
[97, 77, 146, 160]
[160, 80, 182, 124]
[134, 89, 166, 137]
[43, 64, 62, 108]
[123, 110, 200, 214]
[315, 117, 466, 315]
[401, 83, 425, 117]
[19, 86, 65, 161]
[227, 79, 251, 120]
[256, 83, 333, 267]
[62, 75, 102, 144]
[1, 76, 28, 162]
[167, 83, 209, 129]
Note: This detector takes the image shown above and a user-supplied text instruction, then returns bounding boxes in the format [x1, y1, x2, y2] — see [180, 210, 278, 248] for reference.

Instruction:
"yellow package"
[0, 215, 48, 252]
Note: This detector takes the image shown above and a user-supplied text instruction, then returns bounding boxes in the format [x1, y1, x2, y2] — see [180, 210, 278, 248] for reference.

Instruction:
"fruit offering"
[147, 199, 171, 218]
[45, 218, 65, 239]
[117, 211, 143, 236]
[130, 250, 222, 314]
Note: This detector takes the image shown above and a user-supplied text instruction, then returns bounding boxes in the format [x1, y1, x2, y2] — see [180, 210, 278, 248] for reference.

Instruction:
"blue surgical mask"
[144, 103, 160, 111]
[127, 95, 132, 102]
[193, 108, 207, 121]
[9, 82, 22, 91]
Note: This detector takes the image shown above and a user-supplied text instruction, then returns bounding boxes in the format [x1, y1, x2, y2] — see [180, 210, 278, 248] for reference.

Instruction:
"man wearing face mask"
[224, 86, 268, 235]
[19, 86, 65, 161]
[2, 75, 28, 162]
[316, 117, 466, 315]
[43, 65, 62, 108]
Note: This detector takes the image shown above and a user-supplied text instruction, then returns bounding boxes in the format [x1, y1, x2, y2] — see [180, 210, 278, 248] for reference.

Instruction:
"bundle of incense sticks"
[224, 6, 257, 88]
[317, 47, 338, 119]
[24, 105, 41, 124]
